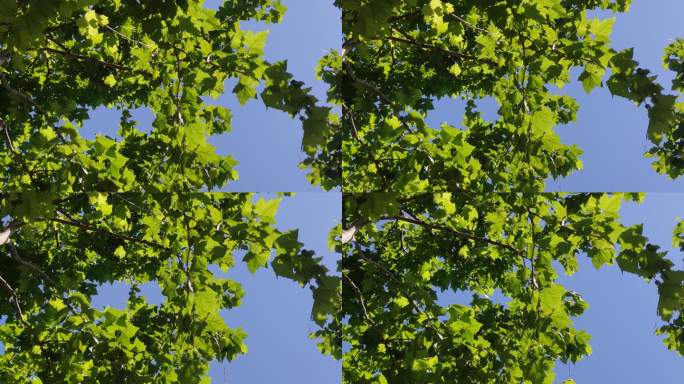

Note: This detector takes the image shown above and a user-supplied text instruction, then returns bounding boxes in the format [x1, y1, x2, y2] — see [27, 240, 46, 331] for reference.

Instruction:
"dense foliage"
[340, 0, 684, 383]
[0, 193, 339, 382]
[0, 1, 342, 383]
[2, 0, 684, 382]
[340, 0, 683, 192]
[0, 0, 338, 192]
[342, 192, 684, 383]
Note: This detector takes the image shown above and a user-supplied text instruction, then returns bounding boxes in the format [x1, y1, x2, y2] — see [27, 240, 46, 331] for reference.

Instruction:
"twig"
[8, 241, 59, 289]
[342, 273, 373, 323]
[384, 214, 522, 255]
[343, 61, 393, 105]
[0, 73, 69, 144]
[51, 210, 169, 250]
[388, 11, 422, 23]
[1, 116, 16, 153]
[103, 24, 154, 49]
[352, 241, 444, 340]
[0, 72, 46, 114]
[183, 216, 194, 294]
[342, 103, 363, 144]
[447, 14, 492, 35]
[388, 28, 481, 61]
[43, 47, 131, 71]
[7, 240, 94, 327]
[0, 272, 26, 322]
[527, 208, 539, 290]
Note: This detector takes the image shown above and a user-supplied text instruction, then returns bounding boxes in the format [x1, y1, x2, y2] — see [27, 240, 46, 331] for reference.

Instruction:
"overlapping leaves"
[0, 193, 339, 383]
[341, 0, 628, 193]
[0, 0, 337, 192]
[339, 1, 684, 381]
[607, 39, 684, 178]
[341, 192, 682, 383]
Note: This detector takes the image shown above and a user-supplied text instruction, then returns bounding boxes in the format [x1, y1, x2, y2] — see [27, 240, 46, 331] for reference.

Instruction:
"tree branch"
[103, 24, 154, 49]
[7, 240, 59, 289]
[0, 116, 16, 153]
[0, 72, 46, 114]
[352, 241, 445, 340]
[384, 213, 522, 255]
[0, 271, 26, 323]
[387, 28, 481, 62]
[342, 273, 372, 323]
[43, 47, 131, 71]
[51, 210, 169, 250]
[447, 13, 492, 35]
[344, 61, 393, 105]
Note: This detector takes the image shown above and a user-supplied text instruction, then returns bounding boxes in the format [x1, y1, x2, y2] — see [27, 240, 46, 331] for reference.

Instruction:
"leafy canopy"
[341, 0, 684, 192]
[339, 0, 684, 382]
[0, 0, 338, 192]
[0, 192, 340, 383]
[342, 191, 684, 383]
[0, 1, 343, 382]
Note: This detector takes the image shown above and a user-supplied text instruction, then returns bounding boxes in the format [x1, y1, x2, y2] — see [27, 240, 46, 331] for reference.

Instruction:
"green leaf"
[254, 197, 280, 223]
[412, 356, 438, 372]
[103, 74, 116, 87]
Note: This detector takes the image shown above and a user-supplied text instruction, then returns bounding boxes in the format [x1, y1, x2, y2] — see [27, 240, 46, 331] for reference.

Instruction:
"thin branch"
[183, 216, 194, 294]
[387, 28, 481, 61]
[388, 11, 422, 23]
[0, 272, 26, 323]
[342, 273, 373, 323]
[447, 13, 492, 35]
[103, 24, 154, 49]
[51, 210, 169, 250]
[0, 116, 16, 153]
[0, 72, 68, 144]
[7, 240, 95, 331]
[0, 72, 46, 114]
[344, 61, 393, 105]
[341, 102, 392, 188]
[342, 103, 363, 144]
[7, 241, 59, 289]
[352, 241, 444, 340]
[385, 214, 522, 255]
[43, 46, 131, 71]
[527, 208, 539, 290]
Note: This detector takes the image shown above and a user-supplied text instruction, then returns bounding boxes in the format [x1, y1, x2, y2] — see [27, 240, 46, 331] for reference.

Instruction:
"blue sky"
[207, 192, 340, 382]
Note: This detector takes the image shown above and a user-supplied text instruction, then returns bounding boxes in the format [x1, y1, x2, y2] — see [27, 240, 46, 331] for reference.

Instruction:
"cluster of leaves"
[656, 218, 684, 355]
[0, 192, 339, 382]
[607, 38, 684, 178]
[338, 0, 684, 382]
[341, 192, 682, 383]
[0, 0, 337, 192]
[340, 0, 684, 185]
[341, 0, 634, 193]
[0, 1, 343, 383]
